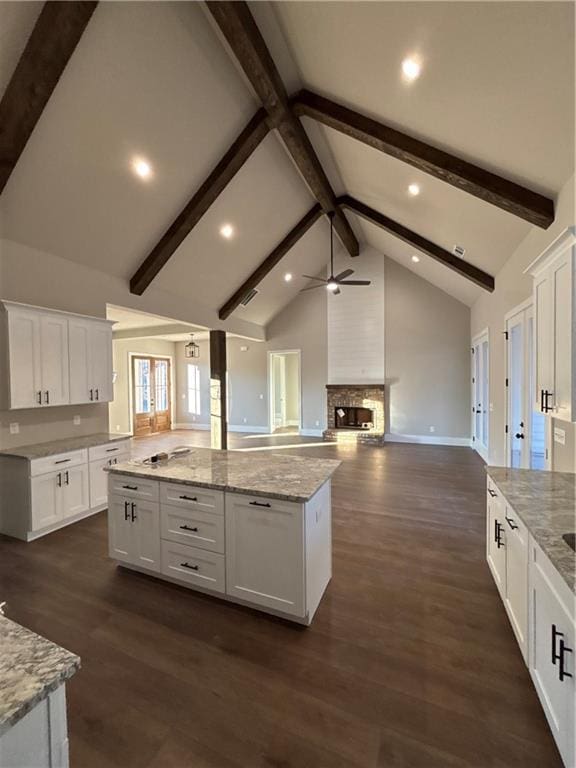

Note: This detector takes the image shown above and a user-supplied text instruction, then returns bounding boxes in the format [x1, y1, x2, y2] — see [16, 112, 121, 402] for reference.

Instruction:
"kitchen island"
[106, 448, 340, 624]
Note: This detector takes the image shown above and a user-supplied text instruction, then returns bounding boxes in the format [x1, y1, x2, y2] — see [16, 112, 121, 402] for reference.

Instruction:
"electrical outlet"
[243, 417, 247, 424]
[259, 393, 264, 400]
[9, 423, 19, 435]
[73, 415, 81, 425]
[429, 426, 435, 433]
[315, 420, 320, 427]
[116, 425, 121, 431]
[240, 345, 249, 352]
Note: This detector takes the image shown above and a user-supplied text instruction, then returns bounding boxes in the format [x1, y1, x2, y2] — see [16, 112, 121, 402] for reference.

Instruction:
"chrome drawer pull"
[179, 525, 198, 532]
[180, 562, 199, 571]
[249, 500, 271, 508]
[179, 494, 198, 502]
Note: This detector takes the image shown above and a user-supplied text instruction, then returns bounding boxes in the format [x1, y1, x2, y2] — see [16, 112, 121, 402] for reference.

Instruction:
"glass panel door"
[472, 332, 489, 459]
[508, 318, 524, 468]
[132, 356, 171, 436]
[528, 313, 547, 469]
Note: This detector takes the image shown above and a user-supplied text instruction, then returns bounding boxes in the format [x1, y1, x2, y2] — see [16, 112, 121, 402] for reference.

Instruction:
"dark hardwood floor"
[0, 436, 562, 767]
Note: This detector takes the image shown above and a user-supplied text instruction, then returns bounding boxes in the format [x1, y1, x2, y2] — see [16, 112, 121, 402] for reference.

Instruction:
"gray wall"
[471, 174, 575, 469]
[385, 258, 471, 439]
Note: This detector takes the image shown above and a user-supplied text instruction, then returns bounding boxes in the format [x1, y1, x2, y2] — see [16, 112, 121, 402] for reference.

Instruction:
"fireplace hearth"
[324, 385, 385, 445]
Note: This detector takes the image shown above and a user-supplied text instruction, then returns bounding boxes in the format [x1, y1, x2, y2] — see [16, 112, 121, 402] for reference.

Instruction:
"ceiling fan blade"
[334, 269, 354, 281]
[338, 280, 372, 286]
[302, 274, 327, 283]
[299, 283, 327, 293]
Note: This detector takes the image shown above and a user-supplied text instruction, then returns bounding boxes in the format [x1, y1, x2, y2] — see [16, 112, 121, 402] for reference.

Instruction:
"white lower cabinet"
[108, 474, 332, 624]
[30, 464, 89, 529]
[225, 493, 305, 617]
[487, 474, 575, 767]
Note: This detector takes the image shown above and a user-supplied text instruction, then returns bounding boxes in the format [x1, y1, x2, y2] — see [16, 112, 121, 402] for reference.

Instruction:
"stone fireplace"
[323, 385, 385, 445]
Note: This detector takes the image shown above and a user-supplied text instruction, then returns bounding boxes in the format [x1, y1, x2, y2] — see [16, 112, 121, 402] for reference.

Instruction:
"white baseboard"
[385, 432, 472, 447]
[229, 425, 270, 433]
[173, 423, 210, 431]
[300, 429, 323, 437]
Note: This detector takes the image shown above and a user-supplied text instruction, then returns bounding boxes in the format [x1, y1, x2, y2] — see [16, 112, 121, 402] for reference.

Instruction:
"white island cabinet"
[107, 449, 339, 624]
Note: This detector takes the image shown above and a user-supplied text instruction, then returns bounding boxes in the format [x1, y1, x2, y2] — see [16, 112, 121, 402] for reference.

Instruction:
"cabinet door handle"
[89, 389, 93, 401]
[95, 389, 99, 400]
[543, 390, 554, 413]
[122, 485, 138, 491]
[179, 495, 198, 502]
[37, 390, 42, 404]
[540, 389, 544, 412]
[64, 470, 69, 485]
[179, 524, 199, 532]
[559, 639, 573, 682]
[505, 516, 518, 531]
[57, 473, 62, 488]
[249, 500, 271, 508]
[130, 502, 136, 522]
[106, 448, 119, 453]
[552, 624, 563, 665]
[180, 562, 199, 571]
[488, 489, 497, 498]
[54, 458, 71, 465]
[124, 501, 129, 521]
[44, 390, 49, 404]
[496, 521, 504, 548]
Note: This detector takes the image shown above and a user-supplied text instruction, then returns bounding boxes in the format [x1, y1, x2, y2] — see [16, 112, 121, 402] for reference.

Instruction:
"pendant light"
[184, 333, 199, 359]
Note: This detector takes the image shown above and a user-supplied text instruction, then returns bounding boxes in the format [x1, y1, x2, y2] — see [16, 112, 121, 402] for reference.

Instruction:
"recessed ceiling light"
[284, 273, 293, 282]
[326, 281, 338, 292]
[402, 57, 421, 82]
[408, 183, 420, 196]
[220, 223, 234, 240]
[132, 157, 152, 180]
[411, 255, 420, 263]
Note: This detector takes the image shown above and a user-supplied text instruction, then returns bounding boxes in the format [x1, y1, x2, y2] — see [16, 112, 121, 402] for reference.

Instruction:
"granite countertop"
[487, 467, 575, 593]
[0, 432, 132, 460]
[106, 447, 341, 503]
[0, 615, 80, 735]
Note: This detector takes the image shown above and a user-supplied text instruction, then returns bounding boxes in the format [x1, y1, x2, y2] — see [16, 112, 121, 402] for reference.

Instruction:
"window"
[188, 364, 201, 415]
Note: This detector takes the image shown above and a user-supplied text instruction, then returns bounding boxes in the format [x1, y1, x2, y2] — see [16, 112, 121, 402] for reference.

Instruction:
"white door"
[226, 494, 305, 617]
[551, 250, 572, 421]
[503, 511, 528, 659]
[61, 464, 90, 519]
[534, 272, 553, 411]
[7, 308, 42, 409]
[131, 500, 161, 572]
[486, 489, 506, 597]
[108, 497, 133, 561]
[31, 472, 61, 530]
[472, 332, 489, 459]
[39, 313, 69, 406]
[272, 355, 286, 429]
[89, 458, 110, 509]
[68, 318, 91, 404]
[90, 322, 113, 403]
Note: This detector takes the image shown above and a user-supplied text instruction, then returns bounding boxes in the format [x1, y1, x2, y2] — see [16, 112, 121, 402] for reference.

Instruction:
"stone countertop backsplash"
[487, 466, 575, 593]
[0, 432, 132, 460]
[107, 447, 341, 503]
[0, 614, 80, 736]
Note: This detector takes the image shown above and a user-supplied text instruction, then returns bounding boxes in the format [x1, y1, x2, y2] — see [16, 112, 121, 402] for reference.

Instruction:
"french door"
[505, 303, 548, 469]
[472, 330, 490, 459]
[132, 356, 171, 436]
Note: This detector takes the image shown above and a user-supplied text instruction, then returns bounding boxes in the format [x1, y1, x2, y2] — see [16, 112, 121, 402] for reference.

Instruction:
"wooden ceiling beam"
[206, 1, 359, 257]
[130, 108, 270, 295]
[0, 1, 98, 195]
[338, 195, 495, 292]
[294, 90, 554, 230]
[219, 204, 322, 320]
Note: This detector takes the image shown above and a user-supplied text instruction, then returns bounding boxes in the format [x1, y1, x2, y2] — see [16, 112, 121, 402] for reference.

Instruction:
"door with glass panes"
[132, 356, 171, 436]
[472, 331, 490, 459]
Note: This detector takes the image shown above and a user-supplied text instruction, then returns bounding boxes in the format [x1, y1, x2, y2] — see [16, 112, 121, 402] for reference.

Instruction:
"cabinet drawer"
[161, 540, 225, 593]
[88, 441, 131, 462]
[109, 474, 159, 501]
[161, 504, 224, 553]
[30, 449, 88, 477]
[159, 483, 223, 515]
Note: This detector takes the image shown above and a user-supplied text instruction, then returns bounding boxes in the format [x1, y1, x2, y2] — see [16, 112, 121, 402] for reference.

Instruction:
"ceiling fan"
[300, 211, 371, 295]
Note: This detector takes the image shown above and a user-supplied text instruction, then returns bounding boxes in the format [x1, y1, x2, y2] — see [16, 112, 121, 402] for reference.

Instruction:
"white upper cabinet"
[1, 301, 114, 409]
[527, 227, 576, 422]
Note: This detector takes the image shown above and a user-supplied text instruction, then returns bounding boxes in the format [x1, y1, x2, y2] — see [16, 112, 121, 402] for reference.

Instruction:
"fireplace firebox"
[335, 406, 374, 430]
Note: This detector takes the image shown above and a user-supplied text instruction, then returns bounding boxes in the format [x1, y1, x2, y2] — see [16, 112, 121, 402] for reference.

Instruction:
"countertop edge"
[0, 433, 132, 460]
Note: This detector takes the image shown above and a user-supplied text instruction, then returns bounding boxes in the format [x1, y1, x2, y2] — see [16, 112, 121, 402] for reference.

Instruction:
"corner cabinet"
[526, 227, 576, 422]
[0, 301, 114, 410]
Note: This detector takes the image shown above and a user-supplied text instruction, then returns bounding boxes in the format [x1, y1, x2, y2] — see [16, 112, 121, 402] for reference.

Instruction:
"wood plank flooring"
[0, 435, 563, 767]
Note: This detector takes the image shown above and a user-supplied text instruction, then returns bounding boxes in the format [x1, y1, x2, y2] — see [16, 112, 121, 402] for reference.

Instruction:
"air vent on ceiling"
[240, 288, 259, 306]
[453, 244, 466, 259]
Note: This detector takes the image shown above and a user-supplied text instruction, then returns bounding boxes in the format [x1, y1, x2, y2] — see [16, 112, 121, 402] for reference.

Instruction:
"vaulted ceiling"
[0, 1, 573, 325]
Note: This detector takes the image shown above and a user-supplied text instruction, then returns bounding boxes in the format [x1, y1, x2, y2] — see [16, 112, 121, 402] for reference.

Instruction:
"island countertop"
[0, 615, 80, 736]
[487, 466, 575, 593]
[0, 432, 132, 460]
[106, 447, 341, 503]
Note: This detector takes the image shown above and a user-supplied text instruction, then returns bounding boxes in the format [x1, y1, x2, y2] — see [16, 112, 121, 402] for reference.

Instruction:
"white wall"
[471, 174, 575, 469]
[328, 246, 385, 384]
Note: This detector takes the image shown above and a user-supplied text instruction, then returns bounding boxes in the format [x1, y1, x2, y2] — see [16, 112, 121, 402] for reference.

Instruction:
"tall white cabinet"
[527, 227, 576, 422]
[0, 301, 114, 410]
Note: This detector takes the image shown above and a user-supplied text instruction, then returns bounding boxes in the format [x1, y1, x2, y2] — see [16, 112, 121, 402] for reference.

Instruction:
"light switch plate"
[9, 423, 19, 435]
[73, 415, 81, 426]
[554, 427, 566, 445]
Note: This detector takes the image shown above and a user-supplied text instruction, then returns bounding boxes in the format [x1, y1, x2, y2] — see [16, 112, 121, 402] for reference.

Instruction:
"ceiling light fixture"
[326, 281, 339, 292]
[284, 273, 293, 282]
[411, 255, 420, 263]
[220, 223, 234, 240]
[132, 157, 152, 180]
[401, 57, 421, 82]
[408, 183, 420, 196]
[184, 333, 200, 359]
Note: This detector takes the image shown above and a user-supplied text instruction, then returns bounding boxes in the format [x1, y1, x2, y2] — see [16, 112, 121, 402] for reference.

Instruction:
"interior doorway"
[471, 330, 490, 460]
[505, 301, 547, 469]
[132, 356, 172, 436]
[268, 350, 301, 434]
